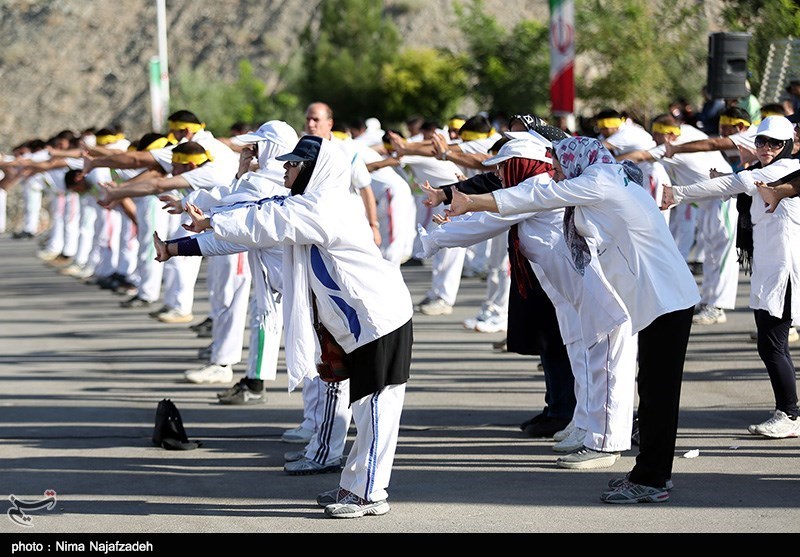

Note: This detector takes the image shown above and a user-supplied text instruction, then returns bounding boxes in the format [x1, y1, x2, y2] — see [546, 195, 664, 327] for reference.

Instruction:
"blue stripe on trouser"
[364, 392, 380, 500]
[313, 382, 339, 464]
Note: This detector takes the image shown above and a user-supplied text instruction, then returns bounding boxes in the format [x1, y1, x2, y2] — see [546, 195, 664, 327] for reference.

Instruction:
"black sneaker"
[189, 317, 213, 332]
[523, 415, 571, 438]
[218, 380, 265, 405]
[519, 412, 545, 431]
[120, 296, 151, 309]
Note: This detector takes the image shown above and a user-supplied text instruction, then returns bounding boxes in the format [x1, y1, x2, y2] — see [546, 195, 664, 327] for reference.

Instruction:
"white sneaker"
[692, 306, 726, 325]
[462, 317, 479, 330]
[474, 312, 507, 333]
[158, 308, 195, 324]
[60, 263, 85, 277]
[184, 363, 233, 384]
[748, 409, 800, 438]
[553, 419, 576, 442]
[37, 250, 59, 261]
[418, 298, 453, 316]
[281, 425, 315, 444]
[553, 427, 587, 453]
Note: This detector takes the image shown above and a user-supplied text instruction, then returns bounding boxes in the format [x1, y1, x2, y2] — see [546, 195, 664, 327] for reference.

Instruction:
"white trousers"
[339, 383, 406, 502]
[427, 246, 466, 305]
[572, 321, 638, 453]
[378, 190, 417, 266]
[209, 253, 251, 366]
[669, 203, 697, 262]
[245, 296, 283, 381]
[73, 195, 98, 268]
[117, 215, 139, 278]
[411, 192, 433, 260]
[0, 188, 6, 234]
[698, 198, 739, 309]
[483, 233, 510, 313]
[134, 196, 170, 302]
[464, 240, 489, 274]
[44, 192, 65, 254]
[162, 213, 201, 314]
[303, 377, 352, 466]
[22, 177, 44, 235]
[60, 192, 81, 258]
[91, 206, 121, 279]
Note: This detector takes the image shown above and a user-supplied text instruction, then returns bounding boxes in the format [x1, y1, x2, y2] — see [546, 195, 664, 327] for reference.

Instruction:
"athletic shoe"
[553, 419, 576, 442]
[196, 328, 213, 339]
[217, 381, 265, 405]
[608, 474, 673, 491]
[552, 427, 587, 453]
[120, 296, 151, 309]
[556, 447, 620, 469]
[474, 313, 507, 333]
[317, 487, 349, 507]
[48, 254, 73, 267]
[523, 415, 571, 438]
[284, 457, 344, 476]
[693, 303, 707, 315]
[113, 279, 138, 297]
[418, 297, 453, 316]
[281, 425, 315, 444]
[600, 480, 669, 504]
[747, 409, 800, 438]
[36, 250, 59, 261]
[184, 363, 233, 385]
[189, 316, 213, 332]
[492, 337, 508, 352]
[324, 491, 390, 518]
[148, 305, 170, 318]
[60, 263, 87, 277]
[692, 306, 726, 325]
[284, 449, 306, 463]
[158, 308, 194, 324]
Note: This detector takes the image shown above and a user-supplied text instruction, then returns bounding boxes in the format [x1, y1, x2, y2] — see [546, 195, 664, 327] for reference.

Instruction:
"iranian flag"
[549, 0, 575, 115]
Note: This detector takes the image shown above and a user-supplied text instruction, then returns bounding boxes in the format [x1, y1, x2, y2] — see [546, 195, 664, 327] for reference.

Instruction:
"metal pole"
[156, 0, 170, 129]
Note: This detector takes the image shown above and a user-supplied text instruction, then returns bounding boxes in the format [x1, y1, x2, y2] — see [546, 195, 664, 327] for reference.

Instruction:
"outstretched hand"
[444, 188, 473, 218]
[421, 181, 446, 208]
[182, 203, 211, 233]
[755, 180, 781, 214]
[660, 185, 676, 210]
[431, 213, 450, 225]
[153, 231, 171, 262]
[159, 193, 184, 214]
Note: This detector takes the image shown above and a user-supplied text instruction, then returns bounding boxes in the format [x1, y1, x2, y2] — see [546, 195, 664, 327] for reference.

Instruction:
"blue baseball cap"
[276, 135, 322, 162]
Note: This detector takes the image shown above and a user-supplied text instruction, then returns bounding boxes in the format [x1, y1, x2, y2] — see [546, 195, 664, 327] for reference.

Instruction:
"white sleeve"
[195, 230, 248, 256]
[350, 158, 371, 191]
[647, 144, 666, 161]
[183, 186, 233, 212]
[150, 148, 174, 174]
[210, 195, 329, 249]
[493, 173, 606, 217]
[420, 212, 528, 259]
[672, 173, 745, 204]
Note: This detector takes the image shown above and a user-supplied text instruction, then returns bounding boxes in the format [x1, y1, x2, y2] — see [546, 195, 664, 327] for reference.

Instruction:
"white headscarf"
[283, 139, 352, 391]
[256, 120, 300, 184]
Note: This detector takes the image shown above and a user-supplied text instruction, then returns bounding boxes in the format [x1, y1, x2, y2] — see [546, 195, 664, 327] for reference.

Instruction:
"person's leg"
[209, 253, 250, 366]
[338, 383, 406, 502]
[754, 284, 798, 417]
[696, 198, 737, 313]
[628, 306, 694, 488]
[61, 191, 81, 258]
[298, 379, 351, 466]
[428, 247, 466, 306]
[541, 341, 576, 421]
[582, 321, 637, 453]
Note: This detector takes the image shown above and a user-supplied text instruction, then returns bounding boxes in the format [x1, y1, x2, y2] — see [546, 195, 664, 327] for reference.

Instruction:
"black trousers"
[754, 282, 798, 417]
[629, 306, 694, 488]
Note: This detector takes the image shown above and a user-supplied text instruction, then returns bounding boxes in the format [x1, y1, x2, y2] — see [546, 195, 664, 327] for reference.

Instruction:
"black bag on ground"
[152, 398, 200, 450]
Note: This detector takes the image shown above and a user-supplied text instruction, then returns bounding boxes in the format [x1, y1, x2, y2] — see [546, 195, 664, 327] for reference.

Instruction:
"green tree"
[296, 0, 401, 123]
[171, 60, 301, 134]
[455, 0, 551, 116]
[576, 0, 707, 123]
[720, 0, 800, 94]
[380, 48, 468, 124]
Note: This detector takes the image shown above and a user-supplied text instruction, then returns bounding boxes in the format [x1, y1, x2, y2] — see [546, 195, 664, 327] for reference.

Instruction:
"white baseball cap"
[235, 120, 298, 147]
[756, 115, 795, 141]
[483, 138, 552, 166]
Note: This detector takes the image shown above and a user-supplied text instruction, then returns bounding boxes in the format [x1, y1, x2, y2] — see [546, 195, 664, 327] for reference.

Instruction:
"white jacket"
[673, 158, 800, 320]
[494, 164, 699, 333]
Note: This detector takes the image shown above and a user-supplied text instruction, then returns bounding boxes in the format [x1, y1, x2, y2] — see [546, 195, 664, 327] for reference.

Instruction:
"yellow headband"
[652, 123, 681, 136]
[596, 117, 624, 130]
[143, 137, 174, 151]
[459, 128, 496, 142]
[760, 110, 784, 118]
[448, 118, 466, 131]
[719, 115, 751, 127]
[383, 142, 394, 152]
[96, 133, 125, 146]
[172, 151, 213, 166]
[168, 120, 205, 134]
[331, 130, 350, 141]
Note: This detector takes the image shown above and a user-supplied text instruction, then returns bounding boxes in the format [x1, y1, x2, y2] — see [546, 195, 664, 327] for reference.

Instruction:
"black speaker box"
[707, 32, 751, 99]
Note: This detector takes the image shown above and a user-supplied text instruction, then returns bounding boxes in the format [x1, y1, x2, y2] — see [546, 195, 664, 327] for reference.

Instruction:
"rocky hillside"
[0, 0, 548, 149]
